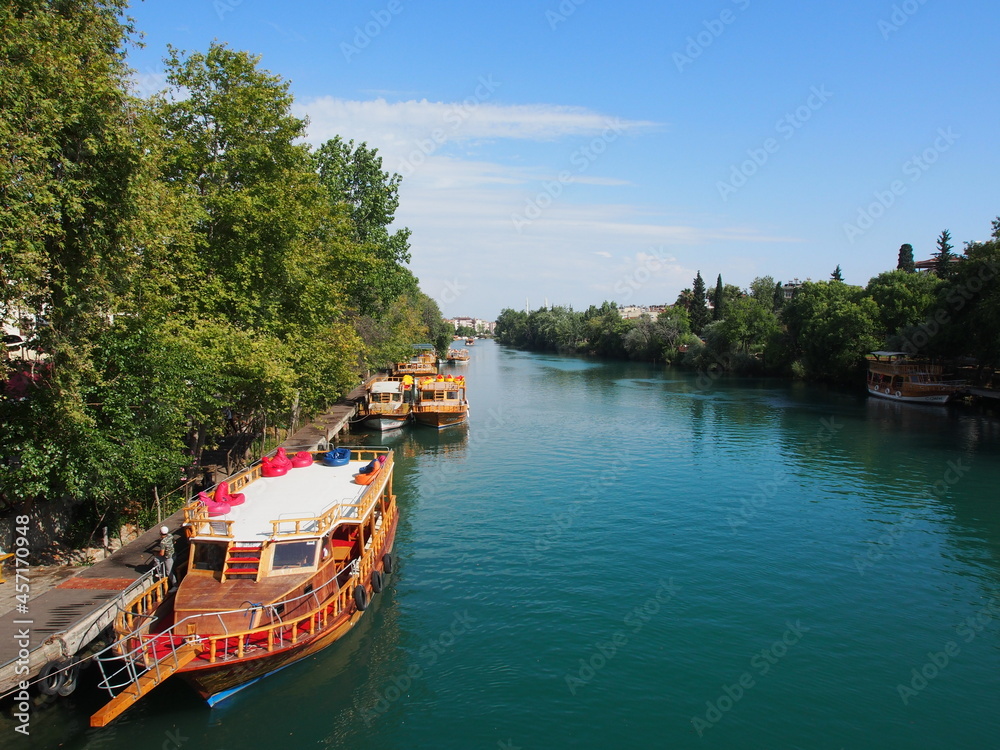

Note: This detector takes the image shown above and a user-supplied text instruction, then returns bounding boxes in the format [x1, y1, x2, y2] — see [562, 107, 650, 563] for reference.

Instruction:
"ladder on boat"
[223, 541, 264, 582]
[89, 642, 199, 727]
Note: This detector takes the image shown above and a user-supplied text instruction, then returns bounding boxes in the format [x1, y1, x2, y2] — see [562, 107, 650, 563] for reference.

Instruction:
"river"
[7, 340, 1000, 749]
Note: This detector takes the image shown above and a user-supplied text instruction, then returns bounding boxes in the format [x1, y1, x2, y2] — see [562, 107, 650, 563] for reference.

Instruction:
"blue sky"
[125, 0, 999, 320]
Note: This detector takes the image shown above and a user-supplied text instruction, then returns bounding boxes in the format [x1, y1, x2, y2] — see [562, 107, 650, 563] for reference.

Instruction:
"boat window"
[192, 542, 226, 572]
[272, 540, 318, 570]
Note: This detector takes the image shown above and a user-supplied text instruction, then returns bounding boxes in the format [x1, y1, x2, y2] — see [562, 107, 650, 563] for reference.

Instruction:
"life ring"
[884, 387, 891, 394]
[895, 391, 902, 398]
[371, 570, 384, 594]
[382, 553, 394, 575]
[38, 660, 66, 696]
[353, 585, 369, 612]
[56, 658, 81, 697]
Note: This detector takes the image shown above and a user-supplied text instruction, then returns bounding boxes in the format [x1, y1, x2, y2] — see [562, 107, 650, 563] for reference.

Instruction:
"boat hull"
[867, 386, 951, 404]
[362, 414, 409, 431]
[413, 410, 468, 429]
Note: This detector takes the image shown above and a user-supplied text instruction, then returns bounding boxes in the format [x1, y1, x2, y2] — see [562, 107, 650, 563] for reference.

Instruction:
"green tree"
[715, 297, 779, 354]
[831, 265, 844, 282]
[314, 137, 414, 315]
[897, 243, 915, 273]
[749, 276, 776, 304]
[934, 230, 956, 279]
[0, 0, 190, 524]
[712, 274, 725, 320]
[690, 272, 710, 335]
[495, 308, 529, 346]
[782, 281, 880, 381]
[864, 270, 941, 337]
[772, 281, 786, 312]
[930, 218, 1000, 371]
[674, 288, 694, 312]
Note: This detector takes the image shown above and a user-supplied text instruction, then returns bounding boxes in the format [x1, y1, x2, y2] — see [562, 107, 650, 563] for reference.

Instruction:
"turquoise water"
[7, 341, 1000, 748]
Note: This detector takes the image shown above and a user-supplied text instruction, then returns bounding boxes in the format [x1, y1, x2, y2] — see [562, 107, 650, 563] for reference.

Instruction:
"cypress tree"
[690, 271, 709, 335]
[897, 243, 915, 273]
[712, 274, 725, 320]
[773, 281, 785, 311]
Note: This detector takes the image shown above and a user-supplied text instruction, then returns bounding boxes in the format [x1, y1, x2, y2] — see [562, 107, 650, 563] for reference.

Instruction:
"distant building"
[447, 317, 495, 334]
[618, 304, 667, 319]
[782, 279, 805, 300]
[914, 257, 960, 272]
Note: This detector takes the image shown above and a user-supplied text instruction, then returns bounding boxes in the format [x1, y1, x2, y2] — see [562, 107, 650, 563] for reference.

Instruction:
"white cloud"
[295, 96, 658, 149]
[292, 95, 794, 317]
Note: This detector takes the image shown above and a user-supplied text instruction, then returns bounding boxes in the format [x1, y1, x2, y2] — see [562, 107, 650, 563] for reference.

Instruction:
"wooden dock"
[0, 378, 371, 700]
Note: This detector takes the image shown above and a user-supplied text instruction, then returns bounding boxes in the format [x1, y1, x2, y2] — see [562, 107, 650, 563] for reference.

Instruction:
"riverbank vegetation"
[0, 2, 448, 540]
[496, 220, 1000, 385]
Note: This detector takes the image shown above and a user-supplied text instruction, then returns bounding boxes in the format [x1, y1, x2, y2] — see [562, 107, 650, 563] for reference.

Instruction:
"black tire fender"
[56, 658, 81, 697]
[371, 569, 384, 594]
[38, 660, 66, 696]
[382, 553, 393, 575]
[353, 585, 369, 612]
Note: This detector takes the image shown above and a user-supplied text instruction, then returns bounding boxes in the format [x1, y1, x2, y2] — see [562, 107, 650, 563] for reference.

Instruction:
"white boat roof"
[871, 351, 909, 356]
[213, 460, 373, 542]
[371, 380, 403, 393]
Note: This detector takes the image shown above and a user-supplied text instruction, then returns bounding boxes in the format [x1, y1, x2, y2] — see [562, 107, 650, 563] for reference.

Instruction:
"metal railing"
[182, 448, 392, 540]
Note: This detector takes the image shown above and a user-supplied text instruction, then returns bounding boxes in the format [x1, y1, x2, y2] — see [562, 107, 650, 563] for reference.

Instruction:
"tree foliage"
[0, 12, 437, 539]
[897, 243, 915, 273]
[690, 272, 709, 335]
[934, 229, 955, 279]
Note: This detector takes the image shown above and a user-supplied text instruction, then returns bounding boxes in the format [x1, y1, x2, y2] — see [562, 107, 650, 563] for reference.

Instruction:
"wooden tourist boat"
[360, 376, 412, 431]
[465, 337, 475, 346]
[446, 348, 470, 365]
[89, 447, 398, 726]
[413, 374, 469, 429]
[392, 346, 437, 377]
[866, 351, 960, 404]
